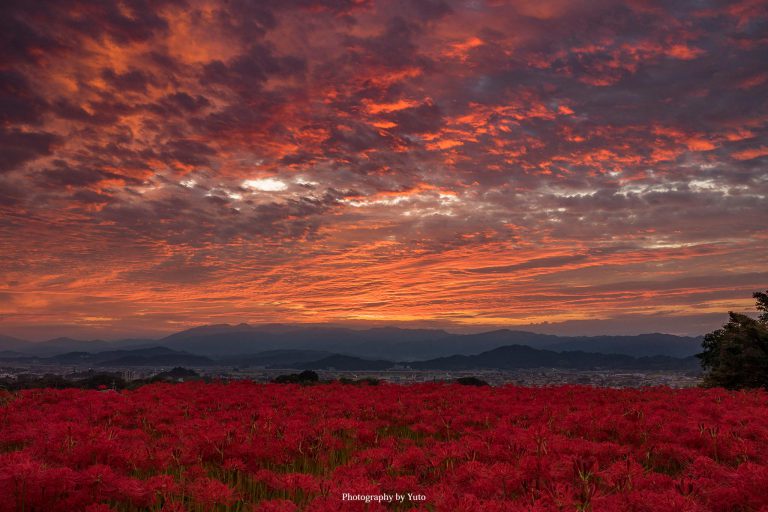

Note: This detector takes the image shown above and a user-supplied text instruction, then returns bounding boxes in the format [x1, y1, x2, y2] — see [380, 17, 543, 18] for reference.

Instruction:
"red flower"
[187, 477, 236, 506]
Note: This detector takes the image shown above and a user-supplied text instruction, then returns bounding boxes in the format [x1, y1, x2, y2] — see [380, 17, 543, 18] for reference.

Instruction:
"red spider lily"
[0, 382, 766, 511]
[187, 476, 236, 506]
[84, 504, 115, 512]
[253, 498, 300, 511]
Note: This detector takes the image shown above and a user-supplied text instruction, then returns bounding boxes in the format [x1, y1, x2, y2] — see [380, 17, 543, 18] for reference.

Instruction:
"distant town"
[0, 360, 702, 390]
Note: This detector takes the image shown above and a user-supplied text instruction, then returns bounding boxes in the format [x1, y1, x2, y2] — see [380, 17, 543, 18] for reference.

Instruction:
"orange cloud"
[731, 146, 768, 160]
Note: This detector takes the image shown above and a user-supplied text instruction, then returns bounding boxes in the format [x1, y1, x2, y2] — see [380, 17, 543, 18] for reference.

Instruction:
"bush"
[77, 373, 128, 390]
[456, 376, 489, 386]
[273, 370, 319, 384]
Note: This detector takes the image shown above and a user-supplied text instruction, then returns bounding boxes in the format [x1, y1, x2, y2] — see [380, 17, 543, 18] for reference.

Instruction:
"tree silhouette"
[698, 290, 768, 389]
[754, 290, 768, 323]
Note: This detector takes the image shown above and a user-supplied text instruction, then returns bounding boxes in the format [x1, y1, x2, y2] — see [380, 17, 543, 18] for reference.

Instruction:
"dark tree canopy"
[456, 376, 489, 386]
[698, 290, 768, 389]
[272, 370, 319, 384]
[755, 290, 768, 324]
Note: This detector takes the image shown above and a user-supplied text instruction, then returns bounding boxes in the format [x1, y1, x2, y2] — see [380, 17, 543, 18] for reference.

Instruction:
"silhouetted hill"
[27, 338, 112, 356]
[0, 350, 26, 358]
[161, 323, 262, 342]
[0, 347, 214, 367]
[100, 353, 214, 366]
[0, 335, 31, 353]
[544, 333, 702, 358]
[408, 345, 699, 371]
[385, 329, 562, 359]
[156, 325, 451, 356]
[50, 351, 95, 363]
[221, 349, 334, 367]
[49, 347, 180, 363]
[160, 330, 285, 354]
[160, 323, 306, 344]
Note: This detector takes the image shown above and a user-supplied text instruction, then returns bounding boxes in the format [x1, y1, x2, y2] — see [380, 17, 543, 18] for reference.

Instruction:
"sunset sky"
[1, 0, 766, 340]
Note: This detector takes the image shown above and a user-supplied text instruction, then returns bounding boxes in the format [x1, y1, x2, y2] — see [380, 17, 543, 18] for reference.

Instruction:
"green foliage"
[699, 290, 768, 389]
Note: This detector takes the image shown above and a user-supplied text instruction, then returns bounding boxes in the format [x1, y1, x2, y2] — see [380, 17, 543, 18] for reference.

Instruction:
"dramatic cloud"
[0, 0, 766, 339]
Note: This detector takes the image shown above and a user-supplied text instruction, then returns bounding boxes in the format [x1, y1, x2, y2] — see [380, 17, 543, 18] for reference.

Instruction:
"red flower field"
[1, 382, 767, 511]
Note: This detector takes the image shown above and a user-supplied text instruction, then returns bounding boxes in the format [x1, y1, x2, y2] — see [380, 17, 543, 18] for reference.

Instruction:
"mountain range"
[293, 346, 700, 372]
[0, 323, 704, 360]
[0, 346, 214, 367]
[0, 343, 700, 372]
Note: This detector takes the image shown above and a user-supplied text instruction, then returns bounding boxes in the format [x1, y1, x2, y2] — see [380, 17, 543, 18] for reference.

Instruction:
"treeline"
[0, 367, 202, 392]
[699, 290, 768, 390]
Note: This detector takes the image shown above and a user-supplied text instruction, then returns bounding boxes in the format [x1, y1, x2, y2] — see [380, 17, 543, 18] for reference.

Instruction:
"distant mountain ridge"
[291, 345, 700, 372]
[0, 346, 214, 367]
[0, 343, 700, 372]
[0, 324, 704, 359]
[407, 345, 699, 371]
